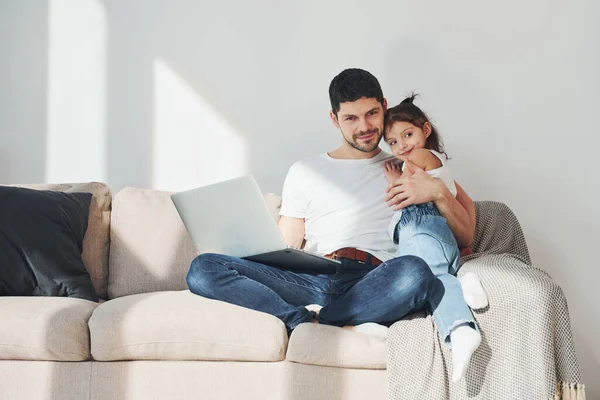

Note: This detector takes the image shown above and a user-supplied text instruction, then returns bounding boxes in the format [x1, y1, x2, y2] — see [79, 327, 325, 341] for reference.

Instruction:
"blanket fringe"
[553, 383, 586, 400]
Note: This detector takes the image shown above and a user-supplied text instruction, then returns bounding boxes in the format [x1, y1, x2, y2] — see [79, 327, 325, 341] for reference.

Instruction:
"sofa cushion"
[0, 186, 98, 301]
[108, 188, 198, 298]
[0, 297, 97, 361]
[89, 291, 288, 362]
[10, 182, 112, 299]
[287, 323, 386, 369]
[108, 187, 282, 299]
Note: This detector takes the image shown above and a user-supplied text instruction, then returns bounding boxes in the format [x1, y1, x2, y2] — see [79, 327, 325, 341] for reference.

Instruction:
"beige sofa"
[0, 182, 388, 400]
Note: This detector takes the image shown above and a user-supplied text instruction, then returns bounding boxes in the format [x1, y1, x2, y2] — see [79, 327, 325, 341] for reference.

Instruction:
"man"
[186, 68, 475, 337]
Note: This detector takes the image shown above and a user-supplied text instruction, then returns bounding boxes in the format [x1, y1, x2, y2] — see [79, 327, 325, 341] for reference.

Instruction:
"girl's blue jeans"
[394, 202, 478, 345]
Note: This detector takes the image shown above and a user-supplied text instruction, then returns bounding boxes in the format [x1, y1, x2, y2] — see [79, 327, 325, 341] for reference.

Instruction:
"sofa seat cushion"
[287, 323, 387, 369]
[0, 297, 97, 361]
[89, 291, 288, 362]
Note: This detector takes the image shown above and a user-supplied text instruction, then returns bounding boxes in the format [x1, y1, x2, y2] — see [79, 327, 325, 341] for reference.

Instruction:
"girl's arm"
[385, 159, 476, 247]
[405, 148, 442, 172]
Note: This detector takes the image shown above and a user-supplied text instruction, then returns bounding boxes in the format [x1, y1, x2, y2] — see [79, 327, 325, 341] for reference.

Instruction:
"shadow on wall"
[3, 0, 368, 193]
[576, 339, 600, 400]
[0, 0, 48, 184]
[100, 0, 326, 194]
[104, 0, 154, 191]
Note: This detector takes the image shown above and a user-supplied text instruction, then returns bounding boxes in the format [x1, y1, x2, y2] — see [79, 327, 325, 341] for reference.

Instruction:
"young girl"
[383, 95, 488, 382]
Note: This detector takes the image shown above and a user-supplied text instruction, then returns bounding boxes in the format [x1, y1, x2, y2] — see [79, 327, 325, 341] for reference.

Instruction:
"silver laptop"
[171, 175, 340, 273]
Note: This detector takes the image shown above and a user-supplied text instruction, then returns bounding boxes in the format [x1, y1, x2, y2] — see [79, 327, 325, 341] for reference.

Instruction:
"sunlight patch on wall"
[46, 0, 106, 183]
[153, 59, 247, 192]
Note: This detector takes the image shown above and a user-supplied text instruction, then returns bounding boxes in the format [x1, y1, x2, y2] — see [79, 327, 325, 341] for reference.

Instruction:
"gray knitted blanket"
[387, 201, 585, 399]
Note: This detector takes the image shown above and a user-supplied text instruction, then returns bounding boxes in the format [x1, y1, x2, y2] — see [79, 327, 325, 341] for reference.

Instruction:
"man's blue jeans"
[394, 202, 478, 345]
[186, 253, 435, 332]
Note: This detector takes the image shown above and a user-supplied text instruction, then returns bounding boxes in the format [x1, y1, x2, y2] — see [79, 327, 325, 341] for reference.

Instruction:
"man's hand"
[385, 160, 445, 210]
[384, 159, 476, 247]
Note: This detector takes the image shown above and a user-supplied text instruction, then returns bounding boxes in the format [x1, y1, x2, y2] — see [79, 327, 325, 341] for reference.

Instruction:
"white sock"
[304, 304, 323, 323]
[343, 322, 389, 339]
[460, 272, 488, 310]
[305, 304, 323, 315]
[449, 324, 481, 382]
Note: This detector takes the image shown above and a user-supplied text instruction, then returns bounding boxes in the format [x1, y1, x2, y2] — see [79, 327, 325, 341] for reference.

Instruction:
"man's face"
[330, 97, 387, 153]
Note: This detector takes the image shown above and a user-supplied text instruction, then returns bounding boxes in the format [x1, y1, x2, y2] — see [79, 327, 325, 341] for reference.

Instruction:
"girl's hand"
[385, 160, 445, 210]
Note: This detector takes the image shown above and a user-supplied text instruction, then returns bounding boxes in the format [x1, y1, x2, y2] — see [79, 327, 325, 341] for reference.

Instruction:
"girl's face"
[385, 121, 431, 161]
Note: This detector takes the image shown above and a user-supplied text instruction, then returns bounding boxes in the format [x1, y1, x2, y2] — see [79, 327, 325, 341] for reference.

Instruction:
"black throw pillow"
[0, 186, 99, 302]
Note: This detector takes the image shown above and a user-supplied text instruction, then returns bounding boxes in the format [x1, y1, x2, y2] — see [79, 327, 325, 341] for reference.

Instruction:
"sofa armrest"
[464, 201, 531, 266]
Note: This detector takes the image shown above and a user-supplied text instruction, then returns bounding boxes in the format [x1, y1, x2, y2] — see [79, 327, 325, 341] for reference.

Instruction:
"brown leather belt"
[325, 247, 383, 267]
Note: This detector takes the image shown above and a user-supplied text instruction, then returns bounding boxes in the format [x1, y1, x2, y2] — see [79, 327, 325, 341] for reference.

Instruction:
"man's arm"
[385, 160, 476, 247]
[277, 215, 305, 249]
[433, 181, 476, 248]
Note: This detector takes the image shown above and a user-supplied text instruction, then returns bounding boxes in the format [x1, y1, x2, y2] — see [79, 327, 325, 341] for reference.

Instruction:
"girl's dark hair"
[384, 93, 448, 159]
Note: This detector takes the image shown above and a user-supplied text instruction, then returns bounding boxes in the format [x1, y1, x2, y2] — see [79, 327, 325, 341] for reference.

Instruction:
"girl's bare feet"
[384, 160, 403, 183]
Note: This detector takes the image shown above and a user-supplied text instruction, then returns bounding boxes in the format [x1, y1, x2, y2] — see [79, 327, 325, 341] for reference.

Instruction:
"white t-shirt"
[387, 149, 457, 240]
[279, 151, 397, 262]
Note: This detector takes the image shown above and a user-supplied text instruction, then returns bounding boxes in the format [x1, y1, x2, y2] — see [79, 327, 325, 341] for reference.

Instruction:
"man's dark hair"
[328, 68, 384, 115]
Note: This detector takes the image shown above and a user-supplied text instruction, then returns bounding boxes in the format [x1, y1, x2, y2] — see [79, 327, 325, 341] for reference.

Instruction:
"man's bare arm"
[277, 216, 305, 249]
[434, 181, 476, 248]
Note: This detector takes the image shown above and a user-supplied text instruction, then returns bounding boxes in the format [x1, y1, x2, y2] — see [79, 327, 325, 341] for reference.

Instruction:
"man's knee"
[385, 255, 435, 296]
[186, 253, 229, 296]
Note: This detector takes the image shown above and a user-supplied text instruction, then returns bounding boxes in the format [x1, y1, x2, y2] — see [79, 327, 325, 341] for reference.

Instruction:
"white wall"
[1, 0, 598, 395]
